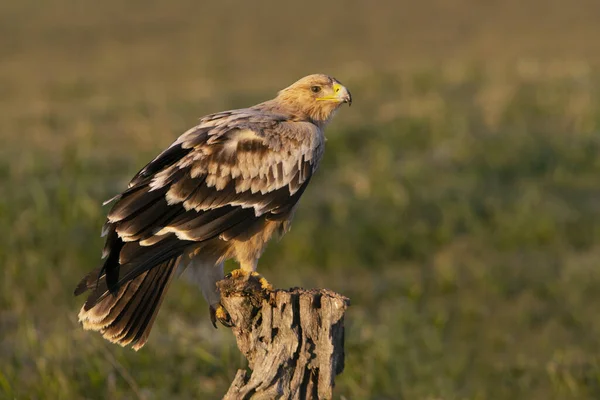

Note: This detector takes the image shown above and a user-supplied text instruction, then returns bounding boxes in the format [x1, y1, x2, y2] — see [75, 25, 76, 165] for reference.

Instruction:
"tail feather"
[103, 263, 172, 345]
[77, 258, 178, 350]
[81, 235, 190, 310]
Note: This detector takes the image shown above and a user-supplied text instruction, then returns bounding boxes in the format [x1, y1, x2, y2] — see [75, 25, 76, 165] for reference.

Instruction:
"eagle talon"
[228, 269, 248, 279]
[258, 276, 273, 291]
[249, 271, 273, 291]
[227, 268, 274, 291]
[209, 304, 233, 328]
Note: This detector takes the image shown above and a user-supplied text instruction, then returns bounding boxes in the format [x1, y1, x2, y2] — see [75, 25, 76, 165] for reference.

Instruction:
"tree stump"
[216, 272, 350, 400]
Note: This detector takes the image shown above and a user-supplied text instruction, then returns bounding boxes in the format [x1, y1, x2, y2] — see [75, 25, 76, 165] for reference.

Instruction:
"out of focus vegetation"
[2, 0, 600, 399]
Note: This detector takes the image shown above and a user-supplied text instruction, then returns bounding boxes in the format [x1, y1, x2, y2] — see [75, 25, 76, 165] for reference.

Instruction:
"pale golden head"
[275, 74, 352, 125]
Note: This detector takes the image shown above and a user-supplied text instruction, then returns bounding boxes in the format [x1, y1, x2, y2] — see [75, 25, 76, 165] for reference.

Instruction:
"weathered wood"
[217, 272, 350, 400]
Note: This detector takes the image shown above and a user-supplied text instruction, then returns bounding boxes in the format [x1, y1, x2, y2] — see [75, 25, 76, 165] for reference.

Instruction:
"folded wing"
[76, 110, 324, 309]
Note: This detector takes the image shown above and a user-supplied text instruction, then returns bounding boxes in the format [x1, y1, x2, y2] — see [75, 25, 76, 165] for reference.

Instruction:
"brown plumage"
[75, 74, 352, 350]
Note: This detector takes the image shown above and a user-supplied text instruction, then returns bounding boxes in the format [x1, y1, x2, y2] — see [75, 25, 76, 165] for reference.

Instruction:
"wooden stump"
[216, 272, 350, 400]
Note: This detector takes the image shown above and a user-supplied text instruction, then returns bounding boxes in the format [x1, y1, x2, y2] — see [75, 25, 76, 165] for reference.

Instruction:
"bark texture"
[217, 273, 350, 400]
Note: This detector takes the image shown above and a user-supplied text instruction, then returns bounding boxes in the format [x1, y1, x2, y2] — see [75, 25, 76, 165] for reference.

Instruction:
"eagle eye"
[310, 86, 321, 93]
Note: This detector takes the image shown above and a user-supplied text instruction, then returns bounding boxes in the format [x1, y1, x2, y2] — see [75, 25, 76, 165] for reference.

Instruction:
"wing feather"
[78, 109, 324, 309]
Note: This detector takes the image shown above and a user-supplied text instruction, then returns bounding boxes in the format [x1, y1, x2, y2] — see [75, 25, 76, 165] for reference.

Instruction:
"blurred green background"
[2, 0, 600, 399]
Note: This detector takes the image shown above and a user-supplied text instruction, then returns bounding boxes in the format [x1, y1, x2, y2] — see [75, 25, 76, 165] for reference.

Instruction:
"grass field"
[3, 1, 600, 399]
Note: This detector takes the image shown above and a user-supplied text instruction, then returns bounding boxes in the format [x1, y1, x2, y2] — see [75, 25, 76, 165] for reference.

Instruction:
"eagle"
[74, 74, 352, 350]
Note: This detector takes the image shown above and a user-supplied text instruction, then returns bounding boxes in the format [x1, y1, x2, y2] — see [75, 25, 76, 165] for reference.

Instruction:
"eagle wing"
[75, 109, 324, 306]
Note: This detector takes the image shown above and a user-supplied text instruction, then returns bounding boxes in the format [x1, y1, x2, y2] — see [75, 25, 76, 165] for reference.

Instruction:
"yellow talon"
[229, 269, 247, 279]
[226, 268, 273, 292]
[210, 304, 233, 328]
[249, 271, 273, 291]
[259, 277, 273, 291]
[215, 305, 229, 321]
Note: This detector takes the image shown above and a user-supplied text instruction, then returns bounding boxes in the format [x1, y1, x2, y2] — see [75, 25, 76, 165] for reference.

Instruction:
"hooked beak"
[333, 82, 352, 106]
[317, 82, 352, 106]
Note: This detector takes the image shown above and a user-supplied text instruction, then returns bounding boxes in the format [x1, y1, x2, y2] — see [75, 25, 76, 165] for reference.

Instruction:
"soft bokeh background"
[2, 1, 600, 399]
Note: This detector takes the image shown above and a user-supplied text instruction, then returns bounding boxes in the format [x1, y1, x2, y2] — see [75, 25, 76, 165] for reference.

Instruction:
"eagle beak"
[333, 83, 352, 106]
[317, 82, 353, 106]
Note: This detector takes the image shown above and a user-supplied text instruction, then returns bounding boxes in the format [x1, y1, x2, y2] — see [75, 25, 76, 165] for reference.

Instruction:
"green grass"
[3, 1, 600, 399]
